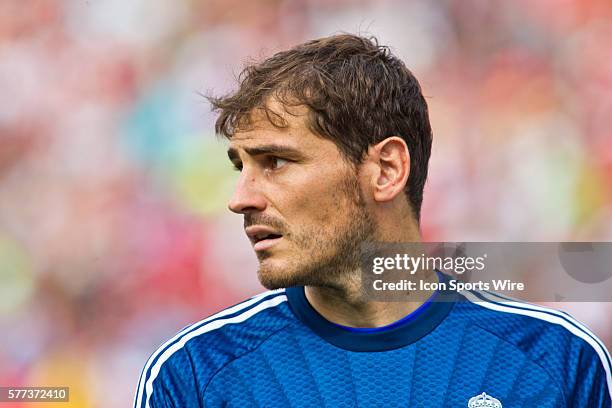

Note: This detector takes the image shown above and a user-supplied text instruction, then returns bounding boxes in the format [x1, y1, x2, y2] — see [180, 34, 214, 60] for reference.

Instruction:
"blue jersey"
[134, 273, 612, 407]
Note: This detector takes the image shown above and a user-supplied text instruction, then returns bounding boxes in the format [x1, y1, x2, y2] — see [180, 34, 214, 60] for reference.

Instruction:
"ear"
[368, 137, 410, 203]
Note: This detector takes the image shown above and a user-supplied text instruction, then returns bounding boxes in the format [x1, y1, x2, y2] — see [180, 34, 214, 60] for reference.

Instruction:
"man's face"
[227, 107, 375, 290]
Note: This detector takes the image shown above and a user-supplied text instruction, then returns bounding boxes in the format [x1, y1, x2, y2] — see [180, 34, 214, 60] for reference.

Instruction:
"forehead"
[228, 105, 325, 153]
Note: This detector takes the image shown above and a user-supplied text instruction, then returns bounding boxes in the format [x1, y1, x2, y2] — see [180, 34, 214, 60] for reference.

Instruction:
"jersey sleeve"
[134, 348, 201, 408]
[566, 340, 611, 407]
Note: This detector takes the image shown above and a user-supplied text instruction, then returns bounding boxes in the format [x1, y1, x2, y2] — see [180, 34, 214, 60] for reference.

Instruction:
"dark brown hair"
[208, 34, 432, 223]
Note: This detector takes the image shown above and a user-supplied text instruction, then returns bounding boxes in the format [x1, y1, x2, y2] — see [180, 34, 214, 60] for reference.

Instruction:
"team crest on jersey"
[468, 392, 502, 408]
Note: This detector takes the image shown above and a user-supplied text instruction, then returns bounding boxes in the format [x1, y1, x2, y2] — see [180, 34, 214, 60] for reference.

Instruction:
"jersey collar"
[285, 271, 457, 352]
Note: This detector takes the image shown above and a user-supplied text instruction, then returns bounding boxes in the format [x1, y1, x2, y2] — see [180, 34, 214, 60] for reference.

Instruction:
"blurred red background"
[1, 0, 611, 406]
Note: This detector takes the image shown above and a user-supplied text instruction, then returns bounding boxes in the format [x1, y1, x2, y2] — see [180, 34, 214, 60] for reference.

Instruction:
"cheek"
[271, 161, 357, 229]
[295, 179, 353, 226]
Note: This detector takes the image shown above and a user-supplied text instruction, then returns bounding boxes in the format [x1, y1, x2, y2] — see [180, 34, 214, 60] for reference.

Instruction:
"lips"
[245, 226, 284, 251]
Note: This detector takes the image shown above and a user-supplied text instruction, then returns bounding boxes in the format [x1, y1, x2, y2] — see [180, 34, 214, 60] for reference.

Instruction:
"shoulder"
[454, 289, 612, 404]
[134, 289, 294, 408]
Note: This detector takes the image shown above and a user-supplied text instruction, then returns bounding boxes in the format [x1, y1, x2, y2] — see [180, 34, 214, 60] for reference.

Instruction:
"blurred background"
[1, 0, 611, 406]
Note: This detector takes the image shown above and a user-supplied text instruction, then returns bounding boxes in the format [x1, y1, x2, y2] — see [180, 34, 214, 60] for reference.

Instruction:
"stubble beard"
[257, 173, 376, 290]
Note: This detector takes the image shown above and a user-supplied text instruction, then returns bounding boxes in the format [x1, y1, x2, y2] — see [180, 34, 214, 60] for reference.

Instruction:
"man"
[134, 34, 611, 407]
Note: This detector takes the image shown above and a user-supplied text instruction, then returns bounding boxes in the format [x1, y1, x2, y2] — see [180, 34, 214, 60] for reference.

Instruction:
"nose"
[228, 172, 267, 214]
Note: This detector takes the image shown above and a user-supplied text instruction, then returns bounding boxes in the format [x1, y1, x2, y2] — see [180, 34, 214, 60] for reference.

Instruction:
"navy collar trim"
[285, 271, 457, 352]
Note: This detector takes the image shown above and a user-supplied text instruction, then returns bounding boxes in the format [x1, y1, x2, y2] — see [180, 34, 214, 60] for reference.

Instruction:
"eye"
[269, 157, 289, 170]
[232, 162, 243, 172]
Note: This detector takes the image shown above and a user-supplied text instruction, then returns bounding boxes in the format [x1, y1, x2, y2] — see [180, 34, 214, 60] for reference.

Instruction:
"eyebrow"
[227, 144, 303, 161]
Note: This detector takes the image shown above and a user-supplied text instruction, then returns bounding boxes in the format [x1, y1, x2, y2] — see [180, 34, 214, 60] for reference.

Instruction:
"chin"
[256, 258, 305, 290]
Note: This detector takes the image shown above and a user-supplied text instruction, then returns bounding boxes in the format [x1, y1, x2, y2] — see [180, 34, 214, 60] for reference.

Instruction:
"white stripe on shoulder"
[462, 290, 612, 401]
[134, 289, 285, 408]
[483, 290, 611, 360]
[143, 293, 287, 408]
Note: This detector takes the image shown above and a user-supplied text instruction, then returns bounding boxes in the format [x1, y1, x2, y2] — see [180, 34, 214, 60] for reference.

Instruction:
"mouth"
[245, 226, 284, 251]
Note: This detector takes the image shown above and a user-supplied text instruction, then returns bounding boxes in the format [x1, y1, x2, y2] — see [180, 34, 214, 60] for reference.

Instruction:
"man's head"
[209, 34, 433, 290]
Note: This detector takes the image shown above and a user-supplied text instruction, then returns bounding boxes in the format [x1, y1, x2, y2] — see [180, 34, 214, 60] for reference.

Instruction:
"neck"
[304, 268, 437, 328]
[304, 217, 437, 328]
